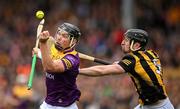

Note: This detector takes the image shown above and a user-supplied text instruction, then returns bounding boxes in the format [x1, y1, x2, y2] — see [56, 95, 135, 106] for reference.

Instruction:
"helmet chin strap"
[130, 40, 142, 51]
[69, 37, 74, 48]
[68, 37, 77, 50]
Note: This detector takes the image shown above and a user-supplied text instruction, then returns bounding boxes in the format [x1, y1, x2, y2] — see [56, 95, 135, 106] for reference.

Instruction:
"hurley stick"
[79, 53, 111, 65]
[27, 19, 45, 90]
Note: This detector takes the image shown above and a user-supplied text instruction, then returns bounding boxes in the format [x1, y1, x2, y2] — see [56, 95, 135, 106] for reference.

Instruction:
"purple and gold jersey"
[45, 44, 81, 106]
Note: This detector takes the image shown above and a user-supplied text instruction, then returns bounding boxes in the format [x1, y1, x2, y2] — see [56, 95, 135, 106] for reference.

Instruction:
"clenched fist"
[39, 31, 50, 43]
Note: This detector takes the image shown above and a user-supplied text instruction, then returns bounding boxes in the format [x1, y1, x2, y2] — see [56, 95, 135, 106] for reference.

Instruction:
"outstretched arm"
[79, 64, 125, 77]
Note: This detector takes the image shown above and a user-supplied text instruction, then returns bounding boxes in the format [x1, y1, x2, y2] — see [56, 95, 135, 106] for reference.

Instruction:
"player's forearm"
[47, 36, 55, 46]
[40, 43, 54, 71]
[79, 66, 112, 77]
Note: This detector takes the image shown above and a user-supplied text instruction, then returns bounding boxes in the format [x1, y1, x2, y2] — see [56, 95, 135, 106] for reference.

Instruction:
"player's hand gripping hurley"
[27, 19, 45, 90]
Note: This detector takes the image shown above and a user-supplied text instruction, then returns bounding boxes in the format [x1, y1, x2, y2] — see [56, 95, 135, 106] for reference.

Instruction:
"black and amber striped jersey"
[118, 50, 167, 105]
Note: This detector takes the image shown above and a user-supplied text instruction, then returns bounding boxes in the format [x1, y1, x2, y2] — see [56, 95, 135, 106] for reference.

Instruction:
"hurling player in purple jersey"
[33, 23, 81, 109]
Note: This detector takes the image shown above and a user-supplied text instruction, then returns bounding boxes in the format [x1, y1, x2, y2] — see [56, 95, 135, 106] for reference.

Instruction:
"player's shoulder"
[63, 50, 80, 67]
[122, 53, 135, 60]
[149, 49, 159, 55]
[65, 49, 78, 56]
[145, 49, 160, 58]
[120, 53, 136, 65]
[64, 49, 79, 60]
[119, 53, 136, 72]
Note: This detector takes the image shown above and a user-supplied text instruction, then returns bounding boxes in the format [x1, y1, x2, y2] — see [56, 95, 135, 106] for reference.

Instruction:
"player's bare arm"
[39, 31, 65, 72]
[79, 64, 125, 77]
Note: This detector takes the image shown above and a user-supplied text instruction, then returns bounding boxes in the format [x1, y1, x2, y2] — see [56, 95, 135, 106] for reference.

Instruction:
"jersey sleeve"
[118, 55, 135, 73]
[61, 54, 79, 71]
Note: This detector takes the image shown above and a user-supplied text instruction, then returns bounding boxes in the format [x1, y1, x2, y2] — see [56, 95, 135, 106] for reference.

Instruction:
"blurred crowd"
[0, 0, 179, 109]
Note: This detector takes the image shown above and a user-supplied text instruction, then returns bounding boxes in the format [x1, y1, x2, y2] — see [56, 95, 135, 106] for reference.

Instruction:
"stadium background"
[0, 0, 179, 109]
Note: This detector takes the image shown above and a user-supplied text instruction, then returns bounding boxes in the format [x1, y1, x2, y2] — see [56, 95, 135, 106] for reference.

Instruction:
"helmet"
[124, 29, 148, 47]
[58, 23, 81, 41]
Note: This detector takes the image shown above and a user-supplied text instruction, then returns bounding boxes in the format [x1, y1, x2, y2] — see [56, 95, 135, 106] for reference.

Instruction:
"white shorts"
[40, 101, 78, 109]
[134, 98, 174, 109]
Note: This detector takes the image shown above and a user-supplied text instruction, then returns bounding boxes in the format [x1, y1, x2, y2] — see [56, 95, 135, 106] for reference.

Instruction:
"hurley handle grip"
[27, 54, 37, 90]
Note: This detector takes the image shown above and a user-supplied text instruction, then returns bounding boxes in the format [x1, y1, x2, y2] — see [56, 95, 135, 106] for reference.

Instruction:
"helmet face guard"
[58, 23, 81, 41]
[55, 28, 71, 40]
[124, 29, 148, 47]
[54, 23, 81, 50]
